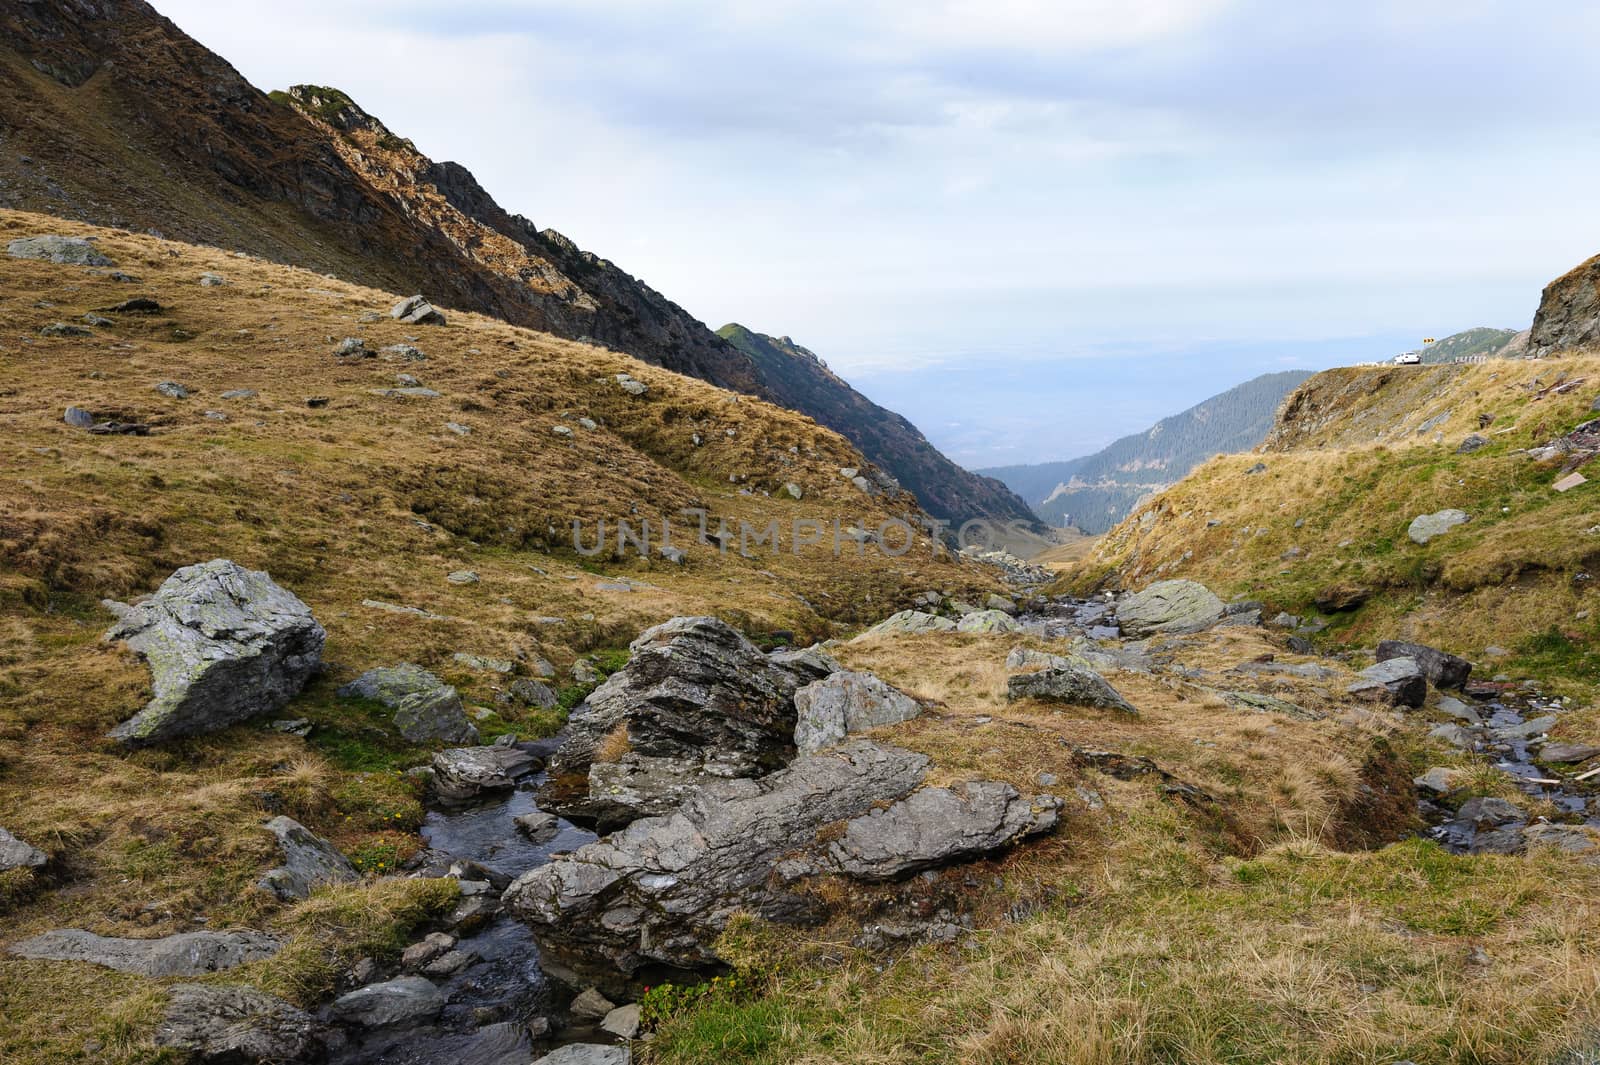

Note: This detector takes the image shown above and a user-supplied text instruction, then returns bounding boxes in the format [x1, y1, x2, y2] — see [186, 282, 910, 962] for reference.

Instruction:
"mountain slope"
[981, 370, 1312, 534]
[0, 0, 1021, 525]
[1418, 327, 1520, 363]
[717, 325, 1039, 526]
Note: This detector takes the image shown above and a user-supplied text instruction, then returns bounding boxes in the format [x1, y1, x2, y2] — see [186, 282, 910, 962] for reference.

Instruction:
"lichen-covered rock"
[1115, 580, 1224, 637]
[1407, 509, 1469, 545]
[1006, 665, 1137, 714]
[538, 617, 802, 829]
[793, 671, 921, 753]
[955, 609, 1023, 634]
[766, 645, 841, 687]
[827, 781, 1061, 880]
[257, 816, 359, 900]
[104, 560, 324, 745]
[1004, 646, 1093, 673]
[339, 664, 479, 745]
[155, 984, 323, 1063]
[7, 234, 114, 266]
[852, 610, 957, 641]
[431, 744, 542, 801]
[0, 827, 47, 872]
[9, 929, 280, 976]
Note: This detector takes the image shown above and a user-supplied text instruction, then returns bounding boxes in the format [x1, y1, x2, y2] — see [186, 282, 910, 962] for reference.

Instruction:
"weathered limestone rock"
[155, 984, 324, 1064]
[533, 1047, 629, 1065]
[601, 1003, 642, 1038]
[1005, 646, 1093, 673]
[852, 611, 957, 640]
[1407, 509, 1469, 545]
[827, 781, 1061, 880]
[431, 744, 541, 801]
[1376, 640, 1472, 690]
[1006, 666, 1137, 714]
[0, 827, 47, 872]
[793, 671, 921, 753]
[9, 929, 279, 976]
[569, 987, 616, 1019]
[766, 645, 841, 687]
[328, 976, 446, 1028]
[1347, 657, 1427, 708]
[955, 609, 1022, 634]
[105, 560, 324, 745]
[391, 295, 446, 325]
[538, 617, 802, 829]
[7, 234, 113, 266]
[257, 816, 359, 900]
[507, 741, 1058, 994]
[1115, 580, 1224, 637]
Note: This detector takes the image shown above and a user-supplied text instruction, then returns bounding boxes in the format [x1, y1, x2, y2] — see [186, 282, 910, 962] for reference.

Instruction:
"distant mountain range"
[0, 1, 1031, 527]
[980, 370, 1314, 533]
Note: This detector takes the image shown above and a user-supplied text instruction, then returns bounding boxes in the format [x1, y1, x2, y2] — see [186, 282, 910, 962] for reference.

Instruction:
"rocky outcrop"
[103, 560, 324, 745]
[9, 929, 280, 976]
[7, 234, 114, 265]
[1006, 666, 1138, 714]
[538, 617, 803, 829]
[1115, 580, 1224, 637]
[509, 741, 1056, 992]
[155, 984, 324, 1064]
[793, 671, 921, 753]
[338, 664, 480, 746]
[1531, 251, 1600, 356]
[257, 816, 359, 901]
[1376, 640, 1472, 690]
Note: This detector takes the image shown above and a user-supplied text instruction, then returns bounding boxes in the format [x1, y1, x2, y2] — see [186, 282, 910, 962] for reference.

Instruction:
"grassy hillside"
[0, 211, 1008, 1062]
[1067, 358, 1600, 695]
[1420, 327, 1520, 364]
[981, 370, 1312, 533]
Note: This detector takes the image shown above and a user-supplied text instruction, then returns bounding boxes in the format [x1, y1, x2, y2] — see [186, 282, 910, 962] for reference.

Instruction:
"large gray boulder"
[955, 609, 1023, 634]
[533, 1047, 630, 1065]
[155, 984, 324, 1064]
[257, 816, 359, 901]
[538, 617, 803, 829]
[391, 295, 446, 326]
[766, 645, 841, 687]
[7, 234, 114, 266]
[9, 929, 279, 976]
[828, 781, 1060, 880]
[1376, 640, 1472, 690]
[0, 827, 47, 872]
[1005, 646, 1094, 673]
[339, 664, 479, 746]
[1347, 657, 1427, 708]
[328, 976, 446, 1028]
[852, 610, 957, 641]
[793, 671, 921, 753]
[1407, 509, 1469, 545]
[104, 560, 324, 745]
[506, 741, 1057, 994]
[1007, 666, 1137, 714]
[1115, 580, 1224, 637]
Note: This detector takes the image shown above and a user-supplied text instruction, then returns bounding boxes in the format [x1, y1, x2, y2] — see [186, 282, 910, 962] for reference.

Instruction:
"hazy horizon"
[157, 0, 1594, 466]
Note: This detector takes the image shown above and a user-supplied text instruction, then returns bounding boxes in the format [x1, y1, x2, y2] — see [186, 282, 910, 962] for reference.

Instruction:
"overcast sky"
[158, 0, 1600, 466]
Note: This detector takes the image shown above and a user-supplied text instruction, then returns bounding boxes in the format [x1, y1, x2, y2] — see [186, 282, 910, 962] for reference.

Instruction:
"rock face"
[1348, 658, 1427, 708]
[828, 781, 1061, 880]
[338, 663, 480, 746]
[104, 560, 325, 745]
[7, 234, 113, 265]
[0, 827, 47, 872]
[155, 984, 323, 1064]
[9, 929, 280, 976]
[507, 740, 1057, 993]
[257, 816, 359, 900]
[1531, 251, 1600, 355]
[793, 671, 921, 753]
[1376, 640, 1472, 690]
[1115, 580, 1224, 637]
[852, 610, 958, 640]
[1007, 666, 1138, 714]
[539, 617, 803, 829]
[1407, 509, 1469, 545]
